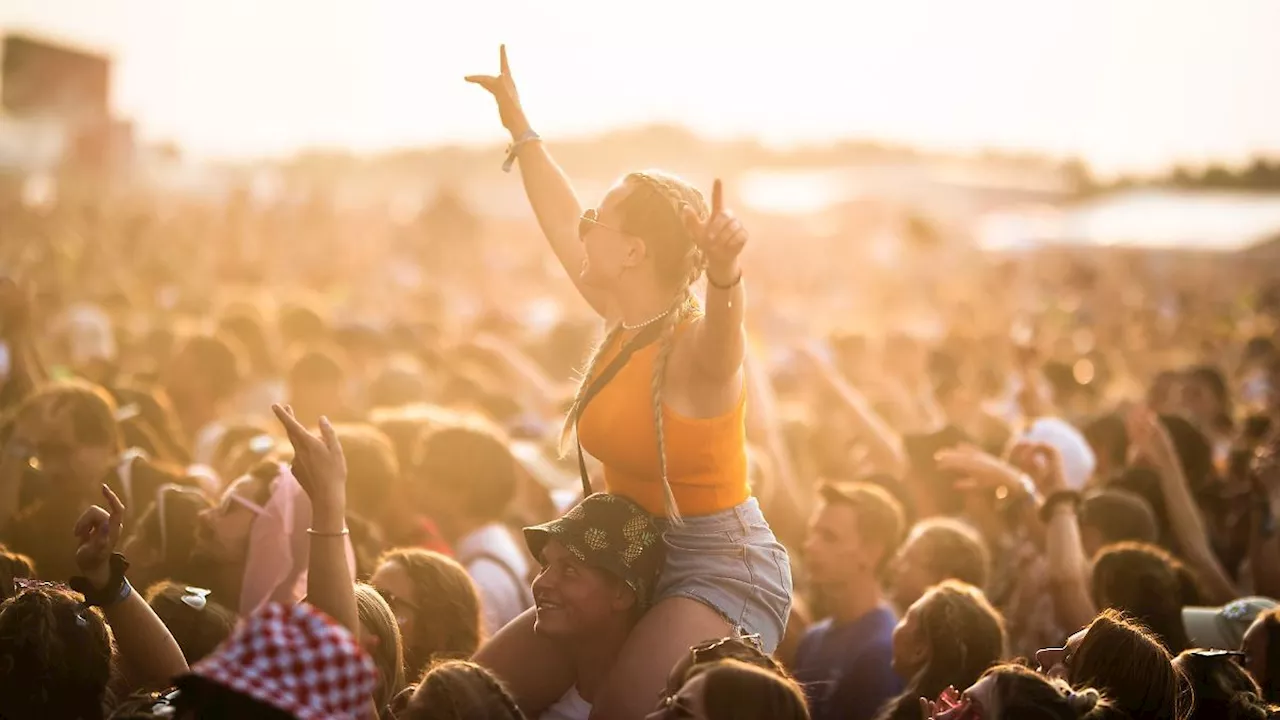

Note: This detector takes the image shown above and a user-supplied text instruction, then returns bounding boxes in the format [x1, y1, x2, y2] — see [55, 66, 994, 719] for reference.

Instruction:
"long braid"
[558, 323, 626, 458]
[650, 289, 696, 522]
[627, 171, 710, 523]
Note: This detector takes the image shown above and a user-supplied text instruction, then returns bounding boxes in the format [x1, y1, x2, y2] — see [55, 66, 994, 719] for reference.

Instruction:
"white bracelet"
[503, 130, 540, 173]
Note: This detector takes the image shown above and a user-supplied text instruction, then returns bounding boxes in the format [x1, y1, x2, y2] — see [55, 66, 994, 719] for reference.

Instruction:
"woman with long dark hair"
[1038, 610, 1189, 720]
[875, 580, 1006, 720]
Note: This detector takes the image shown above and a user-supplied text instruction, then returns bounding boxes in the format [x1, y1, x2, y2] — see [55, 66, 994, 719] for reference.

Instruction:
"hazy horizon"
[3, 0, 1279, 177]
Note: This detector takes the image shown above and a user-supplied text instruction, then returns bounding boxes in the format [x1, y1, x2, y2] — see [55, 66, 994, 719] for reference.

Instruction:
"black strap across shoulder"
[573, 322, 665, 498]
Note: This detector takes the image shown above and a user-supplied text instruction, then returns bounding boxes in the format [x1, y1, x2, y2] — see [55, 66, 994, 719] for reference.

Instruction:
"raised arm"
[73, 485, 188, 689]
[272, 404, 358, 634]
[467, 46, 609, 318]
[686, 180, 747, 381]
[1128, 408, 1237, 604]
[1009, 443, 1097, 632]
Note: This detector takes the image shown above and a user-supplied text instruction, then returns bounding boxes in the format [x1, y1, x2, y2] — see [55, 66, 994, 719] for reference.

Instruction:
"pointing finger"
[101, 483, 126, 519]
[711, 178, 723, 218]
[500, 44, 510, 76]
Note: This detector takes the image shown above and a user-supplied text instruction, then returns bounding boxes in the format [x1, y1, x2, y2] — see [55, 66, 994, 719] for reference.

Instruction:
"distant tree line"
[1089, 157, 1280, 194]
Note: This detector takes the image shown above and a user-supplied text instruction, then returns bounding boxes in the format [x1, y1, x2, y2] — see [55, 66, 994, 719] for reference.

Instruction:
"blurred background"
[2, 0, 1280, 414]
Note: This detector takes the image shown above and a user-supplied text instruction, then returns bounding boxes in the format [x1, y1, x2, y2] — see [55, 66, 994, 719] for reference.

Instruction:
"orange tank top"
[577, 325, 750, 517]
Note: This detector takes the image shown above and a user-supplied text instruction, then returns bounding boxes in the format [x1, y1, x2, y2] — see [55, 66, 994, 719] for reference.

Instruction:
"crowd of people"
[1, 45, 1280, 719]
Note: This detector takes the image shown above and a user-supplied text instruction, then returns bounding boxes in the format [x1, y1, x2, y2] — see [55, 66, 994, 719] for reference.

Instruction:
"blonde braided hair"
[559, 170, 711, 521]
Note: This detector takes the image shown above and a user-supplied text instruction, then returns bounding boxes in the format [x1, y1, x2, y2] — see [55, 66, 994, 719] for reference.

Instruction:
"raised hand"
[934, 445, 1024, 496]
[272, 404, 347, 514]
[1125, 405, 1177, 469]
[1008, 441, 1069, 496]
[74, 484, 126, 589]
[465, 45, 530, 137]
[685, 180, 747, 285]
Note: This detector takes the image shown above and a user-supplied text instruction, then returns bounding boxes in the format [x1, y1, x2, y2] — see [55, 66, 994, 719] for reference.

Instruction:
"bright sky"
[3, 0, 1279, 174]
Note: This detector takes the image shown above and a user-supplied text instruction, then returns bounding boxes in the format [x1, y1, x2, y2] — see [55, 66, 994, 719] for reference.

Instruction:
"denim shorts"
[654, 497, 794, 653]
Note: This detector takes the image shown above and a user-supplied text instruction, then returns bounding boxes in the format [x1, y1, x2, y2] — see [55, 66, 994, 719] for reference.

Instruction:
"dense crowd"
[1, 46, 1280, 720]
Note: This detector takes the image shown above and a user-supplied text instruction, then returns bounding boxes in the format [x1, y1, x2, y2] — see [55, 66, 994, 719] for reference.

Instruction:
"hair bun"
[1066, 688, 1100, 715]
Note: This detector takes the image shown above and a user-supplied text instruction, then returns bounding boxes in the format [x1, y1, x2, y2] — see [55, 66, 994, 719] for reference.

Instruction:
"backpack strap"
[463, 551, 534, 610]
[572, 322, 665, 499]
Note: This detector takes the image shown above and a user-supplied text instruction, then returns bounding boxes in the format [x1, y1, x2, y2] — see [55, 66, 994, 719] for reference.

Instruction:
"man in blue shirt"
[794, 482, 906, 720]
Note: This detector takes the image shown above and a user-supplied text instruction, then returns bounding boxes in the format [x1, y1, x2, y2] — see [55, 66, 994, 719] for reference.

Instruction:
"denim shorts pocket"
[662, 529, 745, 558]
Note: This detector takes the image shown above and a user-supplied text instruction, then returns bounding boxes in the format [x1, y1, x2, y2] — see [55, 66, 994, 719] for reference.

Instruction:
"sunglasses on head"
[387, 683, 418, 719]
[690, 633, 764, 664]
[13, 578, 90, 626]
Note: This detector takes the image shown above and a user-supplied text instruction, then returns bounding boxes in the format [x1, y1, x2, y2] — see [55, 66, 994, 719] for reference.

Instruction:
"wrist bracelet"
[307, 527, 350, 537]
[69, 553, 132, 609]
[503, 130, 540, 173]
[1037, 490, 1082, 524]
[707, 270, 743, 290]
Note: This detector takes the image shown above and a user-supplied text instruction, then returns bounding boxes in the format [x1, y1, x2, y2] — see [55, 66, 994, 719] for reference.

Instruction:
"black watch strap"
[69, 553, 131, 608]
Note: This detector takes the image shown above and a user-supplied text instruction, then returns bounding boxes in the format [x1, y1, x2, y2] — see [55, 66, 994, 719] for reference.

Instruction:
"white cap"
[1022, 417, 1097, 490]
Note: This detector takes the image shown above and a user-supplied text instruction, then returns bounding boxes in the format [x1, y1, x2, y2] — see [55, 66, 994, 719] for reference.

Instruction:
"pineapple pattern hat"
[524, 493, 666, 609]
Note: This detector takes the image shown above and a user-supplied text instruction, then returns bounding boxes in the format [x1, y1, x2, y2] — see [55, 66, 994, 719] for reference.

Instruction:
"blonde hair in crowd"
[560, 170, 710, 522]
[355, 582, 408, 712]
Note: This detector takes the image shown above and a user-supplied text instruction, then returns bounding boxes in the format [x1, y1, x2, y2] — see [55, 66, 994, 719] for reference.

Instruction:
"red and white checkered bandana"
[191, 602, 378, 720]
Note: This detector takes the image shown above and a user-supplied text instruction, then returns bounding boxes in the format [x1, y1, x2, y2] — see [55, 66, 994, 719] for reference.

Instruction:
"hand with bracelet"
[686, 179, 746, 291]
[272, 404, 360, 633]
[1008, 441, 1080, 522]
[465, 45, 538, 171]
[72, 484, 130, 601]
[71, 483, 191, 685]
[272, 404, 348, 536]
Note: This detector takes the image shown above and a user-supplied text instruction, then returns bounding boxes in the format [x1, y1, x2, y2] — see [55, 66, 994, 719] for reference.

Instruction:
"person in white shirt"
[519, 493, 665, 720]
[416, 419, 532, 634]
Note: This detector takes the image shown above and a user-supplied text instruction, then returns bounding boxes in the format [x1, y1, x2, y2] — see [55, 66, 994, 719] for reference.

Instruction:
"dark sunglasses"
[578, 208, 626, 242]
[387, 683, 417, 718]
